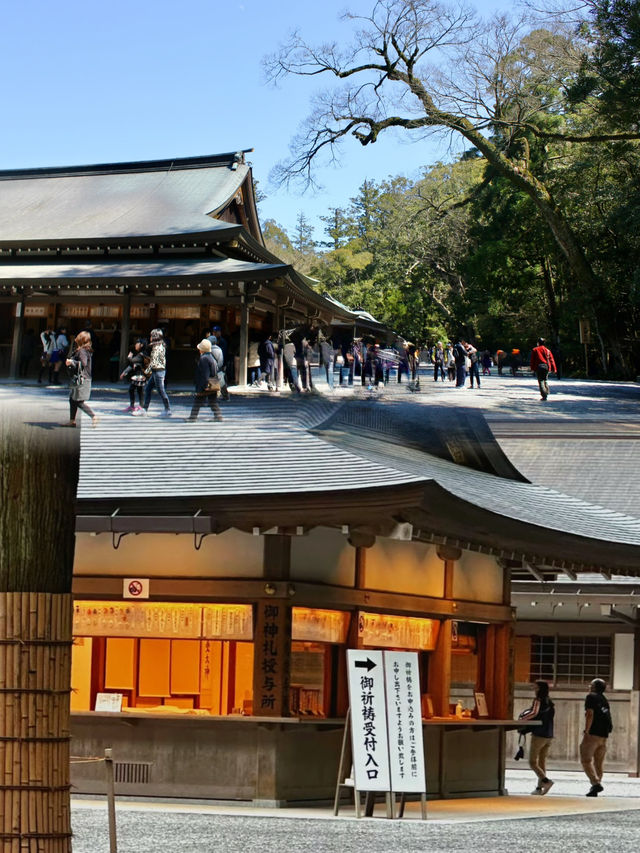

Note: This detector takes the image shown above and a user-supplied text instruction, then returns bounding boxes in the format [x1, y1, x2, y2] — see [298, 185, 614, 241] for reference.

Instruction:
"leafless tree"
[265, 0, 637, 318]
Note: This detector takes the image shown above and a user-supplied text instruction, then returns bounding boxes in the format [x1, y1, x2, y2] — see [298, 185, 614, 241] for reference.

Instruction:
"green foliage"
[266, 2, 640, 374]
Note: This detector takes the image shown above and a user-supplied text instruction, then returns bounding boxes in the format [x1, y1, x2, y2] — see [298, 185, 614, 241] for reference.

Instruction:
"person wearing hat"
[185, 339, 223, 422]
[141, 328, 172, 417]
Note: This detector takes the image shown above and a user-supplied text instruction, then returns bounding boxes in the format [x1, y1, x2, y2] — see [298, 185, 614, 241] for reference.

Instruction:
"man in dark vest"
[580, 677, 613, 797]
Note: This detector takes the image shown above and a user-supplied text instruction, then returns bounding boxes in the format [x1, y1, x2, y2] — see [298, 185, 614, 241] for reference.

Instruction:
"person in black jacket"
[120, 338, 148, 413]
[258, 332, 277, 391]
[184, 339, 223, 422]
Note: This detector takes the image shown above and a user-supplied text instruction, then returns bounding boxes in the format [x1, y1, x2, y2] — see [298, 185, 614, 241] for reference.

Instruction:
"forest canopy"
[262, 0, 640, 377]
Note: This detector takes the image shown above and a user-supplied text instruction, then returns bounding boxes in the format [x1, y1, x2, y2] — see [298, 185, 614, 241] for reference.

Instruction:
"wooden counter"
[71, 713, 533, 804]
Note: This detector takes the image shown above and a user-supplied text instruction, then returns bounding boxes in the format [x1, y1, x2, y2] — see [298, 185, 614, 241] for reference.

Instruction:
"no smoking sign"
[123, 578, 150, 599]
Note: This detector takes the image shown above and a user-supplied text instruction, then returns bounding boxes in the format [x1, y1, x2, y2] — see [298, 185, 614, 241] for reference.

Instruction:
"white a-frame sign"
[345, 649, 426, 814]
[346, 649, 391, 791]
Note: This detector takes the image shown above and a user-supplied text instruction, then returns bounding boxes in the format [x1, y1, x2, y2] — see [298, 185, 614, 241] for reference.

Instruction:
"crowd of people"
[21, 320, 561, 426]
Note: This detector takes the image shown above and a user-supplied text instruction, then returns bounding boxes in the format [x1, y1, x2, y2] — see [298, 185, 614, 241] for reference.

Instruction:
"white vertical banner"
[383, 651, 426, 793]
[346, 649, 391, 791]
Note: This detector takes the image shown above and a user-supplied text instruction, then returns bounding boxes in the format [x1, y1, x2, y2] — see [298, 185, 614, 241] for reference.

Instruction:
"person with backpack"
[581, 678, 613, 797]
[518, 680, 555, 795]
[530, 337, 557, 401]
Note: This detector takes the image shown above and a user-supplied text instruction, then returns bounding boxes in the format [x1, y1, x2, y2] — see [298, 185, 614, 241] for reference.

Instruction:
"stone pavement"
[2, 369, 639, 422]
[69, 770, 640, 853]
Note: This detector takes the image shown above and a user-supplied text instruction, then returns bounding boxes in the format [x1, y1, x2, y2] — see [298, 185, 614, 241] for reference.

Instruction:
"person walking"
[518, 680, 555, 795]
[319, 332, 335, 391]
[453, 338, 467, 387]
[184, 339, 223, 422]
[530, 337, 557, 401]
[258, 332, 277, 391]
[446, 344, 456, 382]
[580, 678, 613, 797]
[141, 328, 172, 417]
[64, 331, 98, 428]
[38, 328, 56, 384]
[433, 341, 446, 382]
[465, 340, 481, 388]
[283, 335, 302, 393]
[120, 338, 148, 413]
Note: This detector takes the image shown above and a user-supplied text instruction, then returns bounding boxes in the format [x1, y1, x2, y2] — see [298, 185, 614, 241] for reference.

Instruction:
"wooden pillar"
[263, 534, 291, 581]
[276, 307, 284, 389]
[9, 297, 24, 378]
[119, 292, 131, 368]
[252, 598, 291, 717]
[348, 531, 375, 589]
[428, 545, 460, 718]
[429, 619, 452, 717]
[633, 628, 640, 776]
[239, 292, 249, 386]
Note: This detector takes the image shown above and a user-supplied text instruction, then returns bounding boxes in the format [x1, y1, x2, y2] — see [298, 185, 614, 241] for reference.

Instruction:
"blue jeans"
[324, 360, 334, 389]
[144, 370, 170, 410]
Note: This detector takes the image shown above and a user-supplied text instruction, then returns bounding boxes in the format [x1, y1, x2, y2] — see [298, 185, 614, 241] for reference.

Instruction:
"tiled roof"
[75, 396, 640, 571]
[76, 397, 421, 500]
[0, 257, 289, 284]
[0, 155, 249, 243]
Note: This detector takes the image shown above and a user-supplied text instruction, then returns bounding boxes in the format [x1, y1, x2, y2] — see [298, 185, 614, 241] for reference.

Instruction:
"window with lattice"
[528, 635, 612, 686]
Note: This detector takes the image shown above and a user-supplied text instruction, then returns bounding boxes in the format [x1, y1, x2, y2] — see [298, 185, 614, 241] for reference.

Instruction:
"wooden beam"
[71, 576, 514, 624]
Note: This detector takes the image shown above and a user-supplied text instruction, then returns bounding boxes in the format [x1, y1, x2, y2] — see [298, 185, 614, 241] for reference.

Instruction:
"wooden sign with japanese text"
[383, 651, 426, 793]
[346, 650, 391, 792]
[252, 600, 291, 717]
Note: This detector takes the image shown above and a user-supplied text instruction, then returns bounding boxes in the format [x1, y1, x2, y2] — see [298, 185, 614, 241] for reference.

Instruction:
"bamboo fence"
[0, 592, 73, 852]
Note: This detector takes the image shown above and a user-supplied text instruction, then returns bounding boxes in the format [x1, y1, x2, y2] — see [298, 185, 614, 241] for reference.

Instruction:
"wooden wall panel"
[104, 637, 136, 690]
[171, 640, 201, 695]
[138, 639, 171, 697]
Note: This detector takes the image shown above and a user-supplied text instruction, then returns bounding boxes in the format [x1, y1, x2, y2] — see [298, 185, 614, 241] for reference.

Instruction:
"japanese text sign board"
[346, 650, 391, 791]
[383, 651, 426, 793]
[346, 649, 426, 794]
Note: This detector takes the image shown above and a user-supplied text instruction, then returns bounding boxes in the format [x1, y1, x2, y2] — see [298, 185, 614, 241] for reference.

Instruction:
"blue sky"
[1, 0, 504, 241]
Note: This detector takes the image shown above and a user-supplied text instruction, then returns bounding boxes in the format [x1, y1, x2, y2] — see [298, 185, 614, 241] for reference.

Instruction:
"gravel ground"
[70, 808, 640, 853]
[71, 771, 640, 853]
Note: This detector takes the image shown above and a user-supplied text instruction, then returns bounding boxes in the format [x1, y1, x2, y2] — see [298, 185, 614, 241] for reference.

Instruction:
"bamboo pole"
[0, 592, 73, 852]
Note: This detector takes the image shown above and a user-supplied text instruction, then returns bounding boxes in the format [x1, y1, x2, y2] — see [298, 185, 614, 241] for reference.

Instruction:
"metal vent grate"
[114, 761, 152, 785]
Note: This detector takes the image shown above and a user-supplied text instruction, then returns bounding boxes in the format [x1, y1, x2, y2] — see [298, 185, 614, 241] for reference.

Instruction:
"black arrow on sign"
[354, 658, 376, 672]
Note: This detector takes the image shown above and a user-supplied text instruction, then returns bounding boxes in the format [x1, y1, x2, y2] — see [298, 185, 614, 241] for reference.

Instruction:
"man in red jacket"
[530, 338, 557, 400]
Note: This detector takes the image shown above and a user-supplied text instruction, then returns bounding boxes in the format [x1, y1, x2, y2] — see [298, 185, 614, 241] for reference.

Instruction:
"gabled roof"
[0, 153, 252, 245]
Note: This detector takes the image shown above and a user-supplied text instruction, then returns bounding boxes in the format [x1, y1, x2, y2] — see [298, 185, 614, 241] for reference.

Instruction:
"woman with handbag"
[184, 339, 223, 422]
[518, 680, 555, 795]
[120, 338, 148, 413]
[64, 331, 99, 428]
